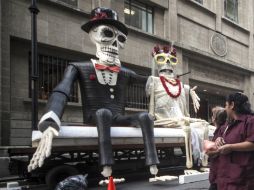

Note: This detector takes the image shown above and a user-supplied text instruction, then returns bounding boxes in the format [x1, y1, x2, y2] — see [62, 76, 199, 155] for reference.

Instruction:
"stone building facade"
[1, 0, 254, 146]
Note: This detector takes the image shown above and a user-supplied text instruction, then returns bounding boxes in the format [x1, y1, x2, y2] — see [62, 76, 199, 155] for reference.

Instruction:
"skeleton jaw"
[159, 69, 175, 78]
[96, 45, 120, 66]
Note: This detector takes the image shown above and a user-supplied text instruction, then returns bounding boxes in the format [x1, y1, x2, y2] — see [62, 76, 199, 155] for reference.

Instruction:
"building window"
[126, 83, 148, 110]
[224, 0, 238, 22]
[58, 0, 78, 7]
[29, 53, 79, 103]
[124, 0, 153, 34]
[194, 0, 203, 4]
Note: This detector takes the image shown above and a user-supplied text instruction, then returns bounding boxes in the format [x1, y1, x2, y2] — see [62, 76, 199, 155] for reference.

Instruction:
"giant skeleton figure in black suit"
[28, 7, 159, 177]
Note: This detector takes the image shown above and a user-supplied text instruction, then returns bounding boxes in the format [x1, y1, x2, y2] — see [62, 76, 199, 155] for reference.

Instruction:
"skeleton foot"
[184, 170, 200, 175]
[150, 165, 158, 175]
[101, 166, 112, 177]
[149, 175, 178, 182]
[99, 178, 125, 186]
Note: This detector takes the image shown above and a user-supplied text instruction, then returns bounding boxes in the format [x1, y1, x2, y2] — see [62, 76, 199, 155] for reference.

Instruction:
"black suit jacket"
[38, 61, 147, 132]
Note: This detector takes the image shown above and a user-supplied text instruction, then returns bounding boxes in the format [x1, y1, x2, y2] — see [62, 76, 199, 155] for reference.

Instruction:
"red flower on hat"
[91, 12, 108, 21]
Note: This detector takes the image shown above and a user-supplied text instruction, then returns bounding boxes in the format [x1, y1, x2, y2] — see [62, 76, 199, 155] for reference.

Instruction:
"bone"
[99, 178, 125, 186]
[183, 125, 193, 169]
[149, 175, 178, 183]
[184, 170, 200, 175]
[201, 123, 209, 166]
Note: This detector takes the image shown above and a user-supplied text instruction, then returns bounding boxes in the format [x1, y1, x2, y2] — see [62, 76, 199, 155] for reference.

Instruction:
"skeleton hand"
[190, 86, 200, 113]
[28, 127, 59, 172]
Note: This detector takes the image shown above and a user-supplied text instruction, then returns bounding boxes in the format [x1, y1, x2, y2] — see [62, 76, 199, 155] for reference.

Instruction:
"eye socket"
[170, 57, 177, 63]
[103, 28, 114, 38]
[169, 56, 178, 65]
[156, 56, 166, 62]
[118, 35, 126, 43]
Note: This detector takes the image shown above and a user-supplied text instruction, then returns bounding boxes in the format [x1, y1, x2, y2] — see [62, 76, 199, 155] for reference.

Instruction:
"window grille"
[29, 53, 79, 102]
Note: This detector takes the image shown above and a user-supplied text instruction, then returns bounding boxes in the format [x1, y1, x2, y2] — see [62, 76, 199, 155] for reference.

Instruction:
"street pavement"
[89, 179, 210, 190]
[0, 179, 210, 189]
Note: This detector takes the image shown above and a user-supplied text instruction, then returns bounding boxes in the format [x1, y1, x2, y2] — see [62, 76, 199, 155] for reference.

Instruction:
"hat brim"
[81, 19, 128, 35]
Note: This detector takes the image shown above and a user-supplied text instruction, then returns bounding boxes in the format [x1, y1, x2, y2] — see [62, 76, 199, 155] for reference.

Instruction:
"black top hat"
[81, 7, 128, 35]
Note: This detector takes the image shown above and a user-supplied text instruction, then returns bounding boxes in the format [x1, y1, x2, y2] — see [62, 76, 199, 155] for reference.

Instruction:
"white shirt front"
[91, 59, 118, 86]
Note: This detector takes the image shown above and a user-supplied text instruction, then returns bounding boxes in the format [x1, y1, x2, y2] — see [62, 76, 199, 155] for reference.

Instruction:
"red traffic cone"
[107, 176, 116, 190]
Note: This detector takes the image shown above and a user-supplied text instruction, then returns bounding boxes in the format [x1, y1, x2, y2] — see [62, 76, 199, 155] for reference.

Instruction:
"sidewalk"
[89, 179, 210, 190]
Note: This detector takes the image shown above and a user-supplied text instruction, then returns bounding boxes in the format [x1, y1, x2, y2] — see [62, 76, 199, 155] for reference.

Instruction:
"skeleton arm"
[190, 86, 200, 113]
[184, 84, 200, 113]
[146, 76, 155, 116]
[129, 70, 148, 85]
[28, 64, 78, 172]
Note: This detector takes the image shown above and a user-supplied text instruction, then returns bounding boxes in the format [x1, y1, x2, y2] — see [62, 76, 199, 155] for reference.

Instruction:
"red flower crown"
[152, 45, 177, 57]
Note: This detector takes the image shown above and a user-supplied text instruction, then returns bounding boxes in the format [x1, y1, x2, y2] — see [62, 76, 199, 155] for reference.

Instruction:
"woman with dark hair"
[208, 106, 227, 190]
[214, 92, 254, 190]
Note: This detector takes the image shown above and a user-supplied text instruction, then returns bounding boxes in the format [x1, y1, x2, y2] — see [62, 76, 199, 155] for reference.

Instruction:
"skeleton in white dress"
[146, 45, 210, 168]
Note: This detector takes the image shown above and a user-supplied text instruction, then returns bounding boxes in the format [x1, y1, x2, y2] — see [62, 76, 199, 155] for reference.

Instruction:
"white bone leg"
[154, 120, 178, 127]
[201, 122, 209, 167]
[188, 126, 193, 168]
[183, 125, 192, 168]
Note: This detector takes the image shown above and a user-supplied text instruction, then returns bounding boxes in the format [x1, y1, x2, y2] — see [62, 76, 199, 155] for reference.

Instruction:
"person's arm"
[28, 64, 78, 172]
[38, 64, 78, 132]
[219, 117, 254, 154]
[219, 141, 254, 155]
[206, 149, 220, 158]
[129, 70, 148, 85]
[231, 141, 254, 151]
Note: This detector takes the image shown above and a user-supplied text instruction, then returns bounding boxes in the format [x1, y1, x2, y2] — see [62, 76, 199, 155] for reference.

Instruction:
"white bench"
[32, 126, 214, 148]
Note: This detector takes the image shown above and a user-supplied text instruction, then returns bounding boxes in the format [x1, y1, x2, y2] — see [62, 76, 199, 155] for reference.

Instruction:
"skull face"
[154, 52, 178, 78]
[89, 25, 127, 66]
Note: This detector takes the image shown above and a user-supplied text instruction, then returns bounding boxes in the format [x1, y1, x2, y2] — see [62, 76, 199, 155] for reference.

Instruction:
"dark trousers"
[95, 108, 160, 166]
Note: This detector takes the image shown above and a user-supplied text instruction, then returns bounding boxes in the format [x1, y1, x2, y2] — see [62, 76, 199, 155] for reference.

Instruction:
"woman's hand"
[206, 149, 220, 157]
[218, 144, 232, 155]
[215, 137, 225, 147]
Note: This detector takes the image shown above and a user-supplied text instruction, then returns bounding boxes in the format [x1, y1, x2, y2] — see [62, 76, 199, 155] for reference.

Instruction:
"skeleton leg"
[137, 113, 160, 167]
[154, 119, 178, 127]
[183, 125, 193, 168]
[201, 122, 209, 167]
[95, 108, 114, 177]
[114, 113, 160, 174]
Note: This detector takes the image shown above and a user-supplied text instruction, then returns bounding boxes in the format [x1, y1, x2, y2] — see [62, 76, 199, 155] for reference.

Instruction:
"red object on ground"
[107, 176, 116, 190]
